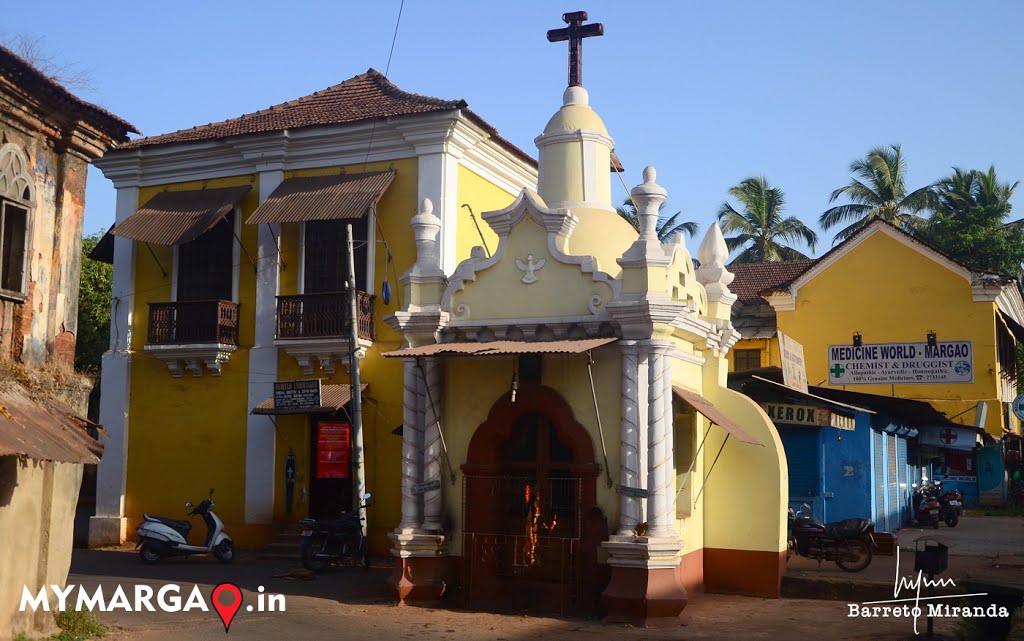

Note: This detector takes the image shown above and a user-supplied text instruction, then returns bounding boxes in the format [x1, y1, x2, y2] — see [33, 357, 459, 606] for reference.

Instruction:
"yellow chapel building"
[92, 14, 793, 625]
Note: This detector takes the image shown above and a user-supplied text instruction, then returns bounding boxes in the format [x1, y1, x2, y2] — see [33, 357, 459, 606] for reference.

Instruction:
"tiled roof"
[115, 69, 535, 166]
[728, 259, 817, 302]
[0, 44, 138, 139]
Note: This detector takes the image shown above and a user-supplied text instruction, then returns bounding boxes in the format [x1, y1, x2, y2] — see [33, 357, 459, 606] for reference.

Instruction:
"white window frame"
[297, 214, 374, 296]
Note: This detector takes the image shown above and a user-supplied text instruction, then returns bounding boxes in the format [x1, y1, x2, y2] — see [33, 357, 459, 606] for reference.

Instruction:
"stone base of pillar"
[600, 537, 687, 627]
[387, 531, 448, 603]
[88, 515, 127, 547]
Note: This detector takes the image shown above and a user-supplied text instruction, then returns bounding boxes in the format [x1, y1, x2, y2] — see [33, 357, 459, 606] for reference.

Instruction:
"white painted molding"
[95, 112, 536, 199]
[440, 190, 620, 318]
[143, 343, 237, 377]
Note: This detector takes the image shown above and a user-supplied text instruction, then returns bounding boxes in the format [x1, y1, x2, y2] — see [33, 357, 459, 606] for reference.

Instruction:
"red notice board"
[316, 422, 350, 479]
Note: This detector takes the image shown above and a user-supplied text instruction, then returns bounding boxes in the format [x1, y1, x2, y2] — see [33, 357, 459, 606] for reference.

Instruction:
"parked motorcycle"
[299, 492, 372, 571]
[136, 488, 234, 564]
[787, 503, 876, 572]
[931, 480, 962, 527]
[912, 483, 942, 529]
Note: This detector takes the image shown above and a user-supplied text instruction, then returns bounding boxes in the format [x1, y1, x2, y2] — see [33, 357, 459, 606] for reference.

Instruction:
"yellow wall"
[774, 231, 1010, 435]
[449, 216, 615, 321]
[728, 337, 779, 371]
[455, 165, 511, 264]
[272, 159, 417, 553]
[126, 174, 259, 542]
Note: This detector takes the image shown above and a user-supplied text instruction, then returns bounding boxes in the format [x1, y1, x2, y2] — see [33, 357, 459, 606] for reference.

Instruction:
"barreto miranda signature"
[847, 546, 1010, 635]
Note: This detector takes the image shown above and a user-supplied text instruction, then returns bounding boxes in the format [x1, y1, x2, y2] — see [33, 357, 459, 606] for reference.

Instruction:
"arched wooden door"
[461, 384, 606, 616]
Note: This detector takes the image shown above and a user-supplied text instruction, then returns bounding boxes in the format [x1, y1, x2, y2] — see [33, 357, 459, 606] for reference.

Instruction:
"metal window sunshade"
[111, 186, 251, 245]
[246, 171, 395, 224]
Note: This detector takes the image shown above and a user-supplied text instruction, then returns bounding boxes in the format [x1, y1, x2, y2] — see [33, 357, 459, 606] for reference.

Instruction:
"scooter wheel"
[944, 512, 959, 528]
[140, 541, 163, 565]
[214, 541, 234, 564]
[300, 540, 328, 572]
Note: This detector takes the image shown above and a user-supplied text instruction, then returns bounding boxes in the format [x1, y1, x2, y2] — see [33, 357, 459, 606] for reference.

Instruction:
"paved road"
[896, 515, 1024, 557]
[64, 549, 964, 641]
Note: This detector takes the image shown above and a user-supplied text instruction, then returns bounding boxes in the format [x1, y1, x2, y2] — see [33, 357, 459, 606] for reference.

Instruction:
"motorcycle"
[136, 488, 234, 564]
[912, 483, 942, 529]
[299, 492, 372, 571]
[932, 480, 962, 527]
[787, 503, 876, 572]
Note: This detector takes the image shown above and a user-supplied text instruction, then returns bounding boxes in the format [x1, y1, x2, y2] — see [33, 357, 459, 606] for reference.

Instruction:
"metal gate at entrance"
[462, 475, 583, 615]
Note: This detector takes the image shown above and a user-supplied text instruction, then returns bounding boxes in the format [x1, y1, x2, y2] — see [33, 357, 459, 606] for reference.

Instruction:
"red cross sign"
[940, 428, 958, 445]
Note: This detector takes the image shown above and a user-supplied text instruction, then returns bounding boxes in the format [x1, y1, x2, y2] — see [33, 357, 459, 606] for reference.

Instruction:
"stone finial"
[563, 85, 589, 106]
[630, 166, 667, 243]
[410, 198, 442, 273]
[696, 222, 735, 303]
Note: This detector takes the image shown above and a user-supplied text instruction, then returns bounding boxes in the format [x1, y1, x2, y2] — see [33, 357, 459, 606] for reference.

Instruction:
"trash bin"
[914, 538, 948, 575]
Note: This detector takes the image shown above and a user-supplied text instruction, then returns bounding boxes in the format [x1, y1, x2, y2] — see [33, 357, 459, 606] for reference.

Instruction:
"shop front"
[251, 381, 364, 522]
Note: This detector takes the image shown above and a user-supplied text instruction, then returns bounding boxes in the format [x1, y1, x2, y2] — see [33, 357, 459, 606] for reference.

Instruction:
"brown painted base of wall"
[678, 548, 704, 597]
[387, 556, 449, 603]
[703, 548, 785, 598]
[601, 565, 688, 627]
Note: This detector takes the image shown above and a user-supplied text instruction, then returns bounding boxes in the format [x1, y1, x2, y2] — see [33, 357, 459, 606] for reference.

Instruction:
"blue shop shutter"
[896, 436, 909, 525]
[873, 430, 885, 528]
[887, 433, 899, 531]
[785, 429, 819, 497]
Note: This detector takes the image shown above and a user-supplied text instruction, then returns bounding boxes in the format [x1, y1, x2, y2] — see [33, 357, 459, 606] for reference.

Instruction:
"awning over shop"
[251, 383, 366, 416]
[750, 375, 873, 414]
[246, 171, 395, 224]
[672, 386, 762, 446]
[111, 185, 251, 245]
[382, 337, 617, 358]
[0, 384, 103, 464]
[997, 309, 1024, 344]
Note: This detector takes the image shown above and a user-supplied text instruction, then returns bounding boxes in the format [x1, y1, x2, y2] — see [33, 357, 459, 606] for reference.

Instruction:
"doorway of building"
[462, 384, 605, 616]
[308, 416, 352, 519]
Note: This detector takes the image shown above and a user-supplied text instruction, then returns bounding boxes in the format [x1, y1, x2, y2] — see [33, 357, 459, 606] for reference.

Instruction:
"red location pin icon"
[211, 583, 243, 633]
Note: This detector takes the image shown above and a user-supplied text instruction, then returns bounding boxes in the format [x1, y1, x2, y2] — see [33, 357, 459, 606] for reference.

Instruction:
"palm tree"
[820, 144, 932, 242]
[926, 165, 1021, 274]
[931, 166, 1018, 222]
[717, 176, 818, 263]
[616, 198, 699, 242]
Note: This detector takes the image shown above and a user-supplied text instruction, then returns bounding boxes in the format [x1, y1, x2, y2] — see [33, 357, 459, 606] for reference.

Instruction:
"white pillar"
[398, 358, 424, 530]
[617, 342, 642, 535]
[244, 170, 282, 524]
[421, 357, 444, 531]
[415, 152, 460, 276]
[646, 344, 674, 538]
[91, 186, 138, 546]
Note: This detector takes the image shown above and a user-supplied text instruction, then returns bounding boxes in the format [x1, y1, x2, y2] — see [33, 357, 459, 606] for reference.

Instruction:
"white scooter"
[136, 488, 234, 564]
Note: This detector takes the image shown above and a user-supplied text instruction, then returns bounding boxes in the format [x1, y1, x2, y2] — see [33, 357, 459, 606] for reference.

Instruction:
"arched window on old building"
[0, 144, 32, 296]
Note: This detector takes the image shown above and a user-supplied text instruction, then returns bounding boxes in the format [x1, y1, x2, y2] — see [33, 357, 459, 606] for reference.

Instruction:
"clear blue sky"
[6, 1, 1023, 256]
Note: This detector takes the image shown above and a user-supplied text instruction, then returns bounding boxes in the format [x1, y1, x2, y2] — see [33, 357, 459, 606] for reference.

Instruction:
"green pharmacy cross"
[830, 363, 846, 378]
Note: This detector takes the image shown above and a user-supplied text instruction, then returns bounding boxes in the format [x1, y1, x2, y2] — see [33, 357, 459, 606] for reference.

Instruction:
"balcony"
[274, 291, 375, 375]
[144, 300, 239, 377]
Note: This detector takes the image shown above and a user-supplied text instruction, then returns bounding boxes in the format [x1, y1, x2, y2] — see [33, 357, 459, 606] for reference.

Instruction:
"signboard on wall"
[778, 331, 808, 393]
[274, 379, 322, 410]
[827, 341, 973, 385]
[316, 422, 350, 479]
[918, 425, 978, 451]
[761, 403, 855, 431]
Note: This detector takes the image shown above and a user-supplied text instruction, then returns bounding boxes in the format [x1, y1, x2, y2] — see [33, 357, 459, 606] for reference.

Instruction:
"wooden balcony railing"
[147, 300, 240, 345]
[276, 290, 375, 341]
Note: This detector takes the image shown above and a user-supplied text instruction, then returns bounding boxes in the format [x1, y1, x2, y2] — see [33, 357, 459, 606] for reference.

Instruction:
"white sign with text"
[828, 341, 973, 385]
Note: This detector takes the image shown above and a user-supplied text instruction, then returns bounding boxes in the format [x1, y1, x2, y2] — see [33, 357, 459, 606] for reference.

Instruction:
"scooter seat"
[143, 514, 192, 533]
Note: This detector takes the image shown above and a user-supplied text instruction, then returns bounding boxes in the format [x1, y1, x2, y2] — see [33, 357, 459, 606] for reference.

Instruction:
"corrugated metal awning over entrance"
[251, 383, 366, 416]
[381, 337, 617, 358]
[111, 186, 251, 245]
[672, 386, 763, 446]
[246, 171, 395, 224]
[0, 384, 104, 464]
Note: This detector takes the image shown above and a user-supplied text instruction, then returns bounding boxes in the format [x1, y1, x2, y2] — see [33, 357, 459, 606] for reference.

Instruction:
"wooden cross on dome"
[547, 11, 603, 87]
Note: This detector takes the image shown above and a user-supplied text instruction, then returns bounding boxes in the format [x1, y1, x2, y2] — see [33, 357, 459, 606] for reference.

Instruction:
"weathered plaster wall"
[0, 457, 84, 641]
[0, 119, 89, 369]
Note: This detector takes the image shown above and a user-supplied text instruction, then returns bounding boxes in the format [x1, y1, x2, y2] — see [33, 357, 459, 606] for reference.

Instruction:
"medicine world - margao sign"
[827, 341, 973, 385]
